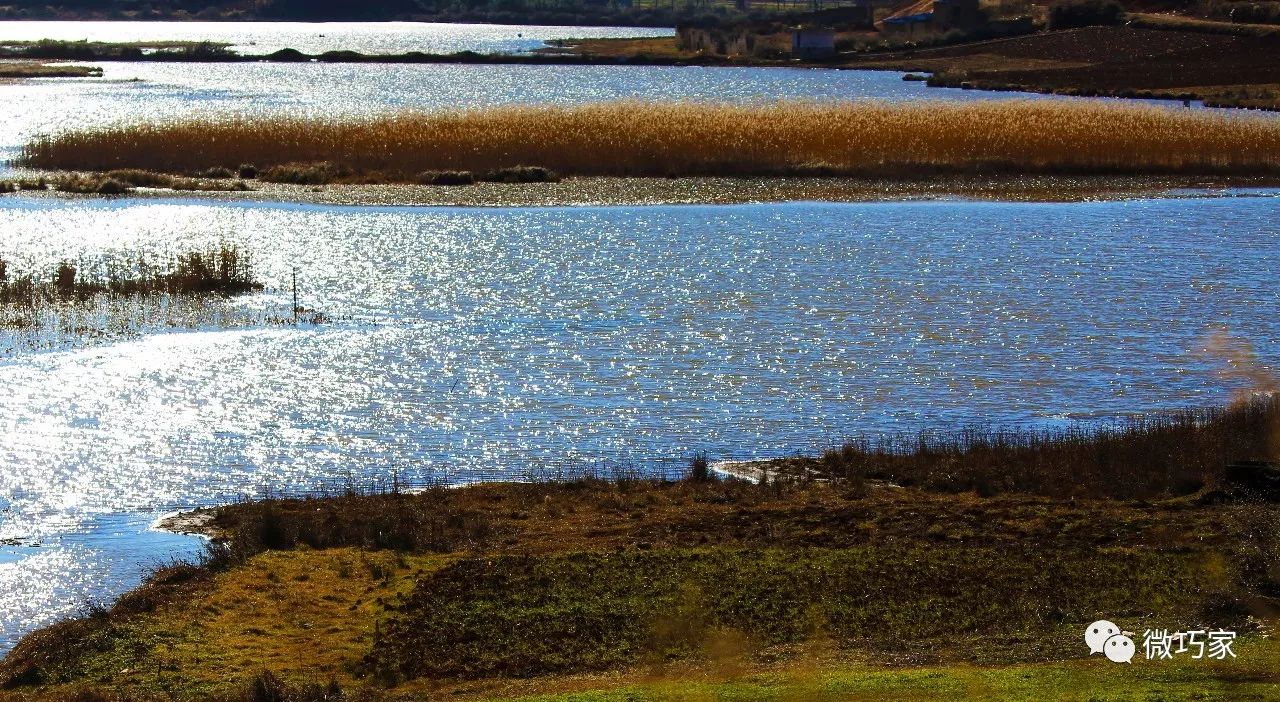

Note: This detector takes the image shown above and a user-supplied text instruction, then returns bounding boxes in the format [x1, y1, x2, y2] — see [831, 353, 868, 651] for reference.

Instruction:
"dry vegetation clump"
[0, 178, 50, 193]
[479, 165, 560, 183]
[103, 168, 173, 188]
[0, 170, 250, 196]
[53, 175, 132, 195]
[415, 169, 475, 185]
[19, 101, 1280, 180]
[259, 161, 354, 185]
[101, 169, 253, 192]
[168, 177, 252, 192]
[0, 245, 262, 306]
[809, 395, 1280, 499]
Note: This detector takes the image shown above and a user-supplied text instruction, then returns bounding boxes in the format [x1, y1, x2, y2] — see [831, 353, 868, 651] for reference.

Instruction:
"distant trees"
[0, 0, 746, 24]
[1046, 0, 1124, 29]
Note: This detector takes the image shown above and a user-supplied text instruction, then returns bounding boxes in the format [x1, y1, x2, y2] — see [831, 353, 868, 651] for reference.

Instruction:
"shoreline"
[6, 174, 1280, 207]
[11, 469, 1279, 700]
[6, 397, 1276, 698]
[153, 507, 221, 539]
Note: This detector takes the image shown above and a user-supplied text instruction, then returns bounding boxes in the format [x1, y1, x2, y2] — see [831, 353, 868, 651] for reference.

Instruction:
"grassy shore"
[19, 101, 1280, 184]
[0, 399, 1277, 700]
[0, 61, 101, 79]
[14, 171, 1280, 207]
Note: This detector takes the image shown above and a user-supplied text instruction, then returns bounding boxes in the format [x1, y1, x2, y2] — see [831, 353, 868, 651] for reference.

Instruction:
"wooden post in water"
[292, 267, 299, 325]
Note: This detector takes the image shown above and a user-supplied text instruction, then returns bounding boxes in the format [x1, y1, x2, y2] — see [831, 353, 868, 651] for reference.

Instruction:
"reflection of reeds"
[18, 101, 1280, 179]
[814, 395, 1280, 499]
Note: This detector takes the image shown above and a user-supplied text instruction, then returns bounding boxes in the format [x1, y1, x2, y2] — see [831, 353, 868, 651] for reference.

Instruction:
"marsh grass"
[20, 101, 1280, 180]
[53, 175, 131, 195]
[2, 171, 251, 195]
[811, 395, 1280, 499]
[100, 169, 252, 192]
[0, 62, 102, 79]
[0, 246, 261, 305]
[0, 178, 49, 193]
[415, 169, 475, 185]
[0, 246, 274, 349]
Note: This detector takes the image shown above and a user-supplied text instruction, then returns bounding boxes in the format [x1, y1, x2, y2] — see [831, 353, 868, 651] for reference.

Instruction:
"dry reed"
[815, 395, 1280, 499]
[19, 100, 1280, 179]
[0, 245, 261, 307]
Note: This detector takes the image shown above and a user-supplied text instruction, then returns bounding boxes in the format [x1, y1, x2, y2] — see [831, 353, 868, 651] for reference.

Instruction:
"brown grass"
[19, 101, 1280, 179]
[803, 395, 1280, 499]
[0, 245, 262, 306]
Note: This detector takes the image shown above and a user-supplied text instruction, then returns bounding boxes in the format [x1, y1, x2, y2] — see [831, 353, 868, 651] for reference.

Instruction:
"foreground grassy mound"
[1, 474, 1275, 700]
[19, 101, 1280, 181]
[2, 399, 1277, 700]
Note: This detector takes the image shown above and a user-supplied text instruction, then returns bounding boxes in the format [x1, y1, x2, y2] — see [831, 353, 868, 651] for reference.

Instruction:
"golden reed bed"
[19, 100, 1280, 178]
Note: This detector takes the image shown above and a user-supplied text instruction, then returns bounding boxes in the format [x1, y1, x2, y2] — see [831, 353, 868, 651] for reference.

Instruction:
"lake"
[0, 19, 1277, 655]
[0, 193, 1277, 649]
[0, 41, 1227, 166]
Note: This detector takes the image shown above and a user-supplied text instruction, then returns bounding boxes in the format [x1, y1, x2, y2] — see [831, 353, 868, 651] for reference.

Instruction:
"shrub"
[478, 165, 560, 183]
[238, 163, 259, 179]
[93, 178, 130, 195]
[105, 168, 174, 187]
[260, 161, 352, 185]
[687, 452, 714, 482]
[245, 669, 287, 702]
[54, 175, 134, 195]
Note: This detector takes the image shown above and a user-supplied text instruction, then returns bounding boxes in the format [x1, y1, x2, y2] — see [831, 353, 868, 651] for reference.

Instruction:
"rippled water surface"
[0, 17, 1277, 655]
[0, 20, 673, 55]
[0, 193, 1278, 648]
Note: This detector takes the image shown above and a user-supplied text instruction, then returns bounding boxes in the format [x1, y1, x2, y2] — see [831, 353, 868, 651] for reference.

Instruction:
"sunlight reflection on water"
[0, 193, 1276, 648]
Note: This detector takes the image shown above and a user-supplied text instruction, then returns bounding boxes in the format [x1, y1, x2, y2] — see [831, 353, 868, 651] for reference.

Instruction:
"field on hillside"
[848, 26, 1280, 107]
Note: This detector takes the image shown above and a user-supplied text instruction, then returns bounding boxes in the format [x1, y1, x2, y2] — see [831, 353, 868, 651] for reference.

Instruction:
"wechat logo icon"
[1086, 620, 1136, 664]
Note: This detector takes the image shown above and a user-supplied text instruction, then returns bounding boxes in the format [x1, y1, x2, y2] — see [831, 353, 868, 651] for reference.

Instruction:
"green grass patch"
[484, 642, 1280, 701]
[369, 547, 1223, 682]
